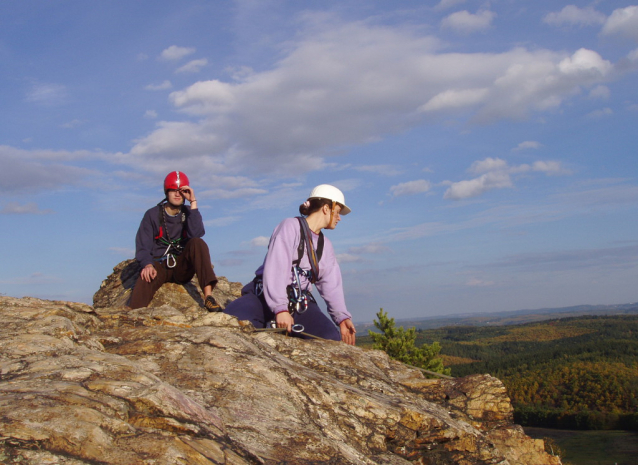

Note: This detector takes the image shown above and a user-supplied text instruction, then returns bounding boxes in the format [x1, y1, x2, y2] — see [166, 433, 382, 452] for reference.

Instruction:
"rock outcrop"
[0, 264, 561, 464]
[93, 259, 243, 310]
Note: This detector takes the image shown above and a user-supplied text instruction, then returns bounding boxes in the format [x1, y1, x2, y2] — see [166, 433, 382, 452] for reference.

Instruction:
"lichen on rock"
[0, 264, 561, 464]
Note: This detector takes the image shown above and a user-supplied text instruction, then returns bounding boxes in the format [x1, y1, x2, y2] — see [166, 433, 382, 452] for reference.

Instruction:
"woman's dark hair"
[299, 198, 333, 216]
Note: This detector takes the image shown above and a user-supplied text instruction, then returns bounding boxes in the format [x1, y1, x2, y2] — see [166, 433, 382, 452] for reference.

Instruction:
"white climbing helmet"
[308, 184, 351, 215]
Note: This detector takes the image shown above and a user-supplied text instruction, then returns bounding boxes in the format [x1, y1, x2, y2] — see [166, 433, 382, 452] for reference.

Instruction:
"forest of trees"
[364, 314, 638, 430]
[426, 315, 638, 429]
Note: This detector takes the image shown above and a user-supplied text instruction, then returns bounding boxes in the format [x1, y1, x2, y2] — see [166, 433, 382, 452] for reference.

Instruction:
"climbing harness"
[253, 216, 324, 316]
[154, 200, 187, 268]
[287, 216, 323, 314]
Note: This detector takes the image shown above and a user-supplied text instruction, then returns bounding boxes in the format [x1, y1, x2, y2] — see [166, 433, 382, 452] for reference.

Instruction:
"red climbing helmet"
[164, 171, 190, 192]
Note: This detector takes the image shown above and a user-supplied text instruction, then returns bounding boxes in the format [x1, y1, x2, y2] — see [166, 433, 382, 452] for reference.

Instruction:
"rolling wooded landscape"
[359, 311, 638, 430]
[358, 309, 638, 464]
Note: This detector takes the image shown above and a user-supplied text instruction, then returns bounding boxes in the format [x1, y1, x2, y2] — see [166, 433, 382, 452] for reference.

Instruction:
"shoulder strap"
[317, 232, 324, 262]
[295, 217, 322, 283]
[294, 223, 304, 267]
[155, 201, 165, 240]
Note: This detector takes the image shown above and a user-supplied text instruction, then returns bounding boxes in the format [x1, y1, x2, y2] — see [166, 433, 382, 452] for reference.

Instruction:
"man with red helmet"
[129, 171, 220, 311]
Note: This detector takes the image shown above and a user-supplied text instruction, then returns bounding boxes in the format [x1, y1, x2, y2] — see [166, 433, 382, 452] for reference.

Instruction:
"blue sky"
[1, 0, 637, 323]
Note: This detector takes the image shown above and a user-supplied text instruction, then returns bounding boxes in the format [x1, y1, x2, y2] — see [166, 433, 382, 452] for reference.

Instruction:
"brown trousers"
[129, 237, 218, 309]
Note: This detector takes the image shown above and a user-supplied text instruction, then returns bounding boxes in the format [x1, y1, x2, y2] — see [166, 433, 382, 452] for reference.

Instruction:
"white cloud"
[586, 107, 613, 119]
[145, 80, 173, 91]
[0, 146, 98, 192]
[532, 160, 570, 175]
[160, 45, 196, 61]
[543, 6, 606, 27]
[250, 236, 270, 247]
[419, 88, 489, 112]
[126, 19, 618, 178]
[390, 179, 432, 197]
[444, 171, 512, 200]
[2, 161, 94, 192]
[588, 85, 610, 99]
[444, 157, 569, 200]
[130, 120, 226, 158]
[469, 157, 507, 174]
[176, 58, 208, 74]
[557, 48, 611, 76]
[513, 141, 542, 151]
[144, 110, 158, 119]
[441, 10, 496, 34]
[169, 80, 236, 114]
[25, 83, 67, 105]
[601, 6, 638, 41]
[0, 202, 53, 215]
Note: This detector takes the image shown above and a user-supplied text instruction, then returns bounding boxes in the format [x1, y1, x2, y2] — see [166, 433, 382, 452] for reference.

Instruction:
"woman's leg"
[294, 302, 341, 341]
[223, 286, 273, 329]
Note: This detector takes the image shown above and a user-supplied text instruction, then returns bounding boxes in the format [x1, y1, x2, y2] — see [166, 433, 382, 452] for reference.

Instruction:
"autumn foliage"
[421, 314, 638, 430]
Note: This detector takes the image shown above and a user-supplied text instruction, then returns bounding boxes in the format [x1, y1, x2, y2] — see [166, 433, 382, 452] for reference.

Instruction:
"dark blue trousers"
[224, 282, 341, 341]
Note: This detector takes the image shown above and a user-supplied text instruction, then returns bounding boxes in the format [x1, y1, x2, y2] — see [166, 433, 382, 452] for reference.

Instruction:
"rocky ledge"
[0, 262, 561, 464]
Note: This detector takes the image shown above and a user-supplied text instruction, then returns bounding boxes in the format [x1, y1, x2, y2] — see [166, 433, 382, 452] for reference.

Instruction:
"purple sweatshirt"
[135, 204, 205, 269]
[255, 217, 351, 325]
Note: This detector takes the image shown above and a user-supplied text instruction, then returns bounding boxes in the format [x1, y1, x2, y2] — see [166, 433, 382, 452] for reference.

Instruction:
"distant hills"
[358, 302, 638, 332]
[428, 314, 638, 430]
[358, 312, 638, 430]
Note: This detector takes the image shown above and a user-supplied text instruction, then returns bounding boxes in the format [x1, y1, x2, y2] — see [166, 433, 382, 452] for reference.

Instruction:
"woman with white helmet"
[224, 184, 356, 344]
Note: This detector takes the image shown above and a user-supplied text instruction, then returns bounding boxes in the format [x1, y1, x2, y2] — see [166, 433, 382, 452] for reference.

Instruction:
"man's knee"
[185, 237, 209, 254]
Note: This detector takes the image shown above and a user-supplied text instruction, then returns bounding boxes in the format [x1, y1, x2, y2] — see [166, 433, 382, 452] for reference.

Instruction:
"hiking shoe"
[205, 295, 221, 312]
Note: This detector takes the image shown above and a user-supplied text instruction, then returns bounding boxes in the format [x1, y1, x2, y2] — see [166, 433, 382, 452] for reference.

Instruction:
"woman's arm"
[262, 218, 299, 315]
[314, 237, 352, 325]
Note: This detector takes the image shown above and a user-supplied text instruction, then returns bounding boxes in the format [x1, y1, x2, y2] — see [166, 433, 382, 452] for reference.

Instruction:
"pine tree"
[369, 309, 451, 376]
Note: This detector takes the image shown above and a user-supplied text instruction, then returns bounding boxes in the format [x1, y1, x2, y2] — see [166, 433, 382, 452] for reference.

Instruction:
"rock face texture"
[0, 266, 561, 464]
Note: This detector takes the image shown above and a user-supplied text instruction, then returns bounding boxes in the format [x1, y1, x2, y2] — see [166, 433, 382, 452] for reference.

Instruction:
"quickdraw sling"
[154, 200, 187, 268]
[287, 216, 323, 314]
[253, 217, 324, 315]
